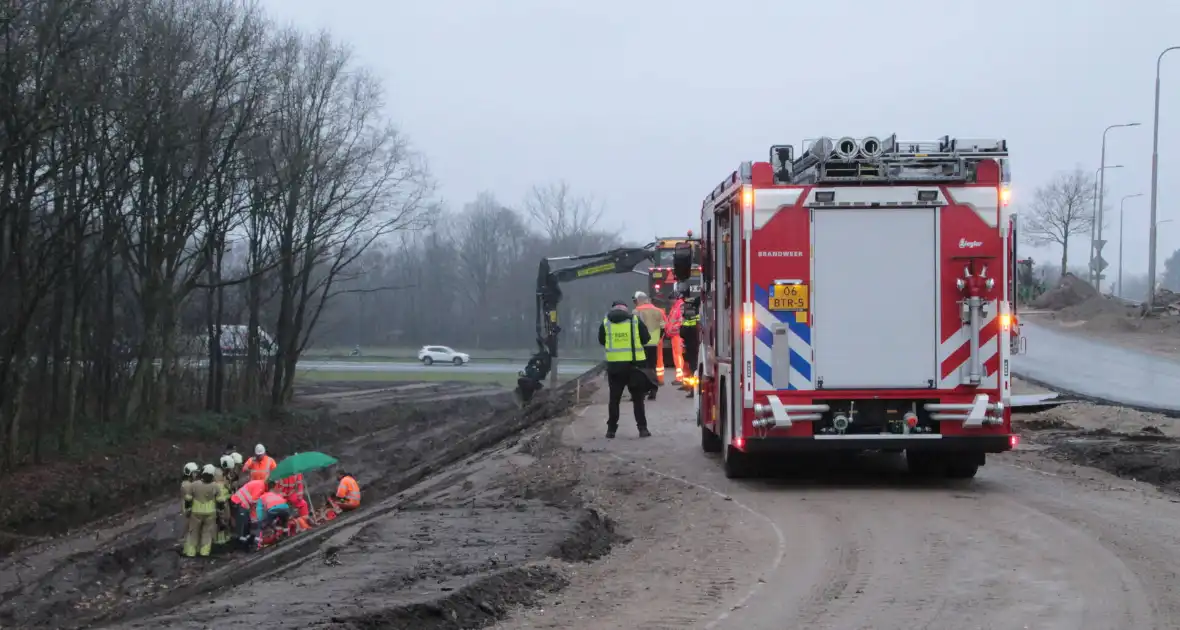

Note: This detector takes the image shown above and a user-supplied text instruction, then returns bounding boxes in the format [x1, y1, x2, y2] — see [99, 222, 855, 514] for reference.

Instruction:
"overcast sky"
[260, 0, 1180, 280]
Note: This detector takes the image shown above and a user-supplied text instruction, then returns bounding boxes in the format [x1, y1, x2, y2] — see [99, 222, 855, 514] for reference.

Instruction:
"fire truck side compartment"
[811, 207, 939, 389]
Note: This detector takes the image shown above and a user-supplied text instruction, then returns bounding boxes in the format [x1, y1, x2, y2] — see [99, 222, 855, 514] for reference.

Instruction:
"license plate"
[769, 284, 808, 311]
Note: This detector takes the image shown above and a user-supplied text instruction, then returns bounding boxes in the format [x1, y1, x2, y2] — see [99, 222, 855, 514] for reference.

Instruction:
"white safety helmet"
[231, 452, 243, 466]
[255, 444, 266, 456]
[201, 464, 217, 476]
[183, 462, 199, 477]
[219, 454, 235, 470]
[633, 291, 646, 301]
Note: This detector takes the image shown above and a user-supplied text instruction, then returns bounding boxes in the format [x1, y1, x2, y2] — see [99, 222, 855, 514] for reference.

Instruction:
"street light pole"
[1090, 164, 1123, 284]
[1119, 193, 1143, 297]
[1094, 122, 1141, 291]
[1147, 46, 1180, 309]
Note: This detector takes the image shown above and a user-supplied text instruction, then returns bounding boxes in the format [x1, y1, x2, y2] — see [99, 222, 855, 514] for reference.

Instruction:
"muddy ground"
[0, 379, 511, 548]
[1014, 402, 1180, 494]
[12, 366, 1180, 630]
[0, 370, 605, 630]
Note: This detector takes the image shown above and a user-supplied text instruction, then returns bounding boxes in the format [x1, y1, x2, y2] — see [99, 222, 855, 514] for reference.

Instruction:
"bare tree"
[260, 30, 434, 406]
[1021, 167, 1096, 273]
[524, 180, 608, 245]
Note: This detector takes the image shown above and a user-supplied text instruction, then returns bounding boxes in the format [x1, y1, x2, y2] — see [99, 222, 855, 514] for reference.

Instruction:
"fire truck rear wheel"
[723, 446, 753, 479]
[701, 425, 722, 453]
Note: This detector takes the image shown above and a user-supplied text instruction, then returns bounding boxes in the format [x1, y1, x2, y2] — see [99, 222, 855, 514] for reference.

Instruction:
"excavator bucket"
[515, 376, 543, 406]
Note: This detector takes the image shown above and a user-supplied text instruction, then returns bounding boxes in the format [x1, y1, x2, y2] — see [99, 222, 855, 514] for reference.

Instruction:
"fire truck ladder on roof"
[769, 135, 1009, 186]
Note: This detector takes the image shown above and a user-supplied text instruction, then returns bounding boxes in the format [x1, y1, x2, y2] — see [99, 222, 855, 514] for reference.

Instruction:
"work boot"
[648, 391, 657, 401]
[638, 428, 652, 438]
[606, 428, 616, 439]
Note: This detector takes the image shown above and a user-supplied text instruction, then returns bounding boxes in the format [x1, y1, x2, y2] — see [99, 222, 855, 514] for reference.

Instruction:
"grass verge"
[294, 368, 520, 388]
[302, 346, 602, 362]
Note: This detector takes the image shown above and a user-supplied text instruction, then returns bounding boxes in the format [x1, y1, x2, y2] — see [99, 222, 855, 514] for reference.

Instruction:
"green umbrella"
[268, 451, 338, 480]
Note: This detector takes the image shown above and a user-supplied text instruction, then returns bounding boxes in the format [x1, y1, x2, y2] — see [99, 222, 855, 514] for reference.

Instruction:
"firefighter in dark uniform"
[680, 292, 701, 397]
[597, 300, 653, 439]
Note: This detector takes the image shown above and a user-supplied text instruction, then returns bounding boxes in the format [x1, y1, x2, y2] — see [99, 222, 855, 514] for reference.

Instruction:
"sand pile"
[1033, 273, 1098, 310]
[1058, 295, 1136, 320]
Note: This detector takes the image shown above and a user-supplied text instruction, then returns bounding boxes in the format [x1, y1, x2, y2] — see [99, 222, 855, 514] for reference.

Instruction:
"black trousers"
[233, 504, 252, 545]
[607, 368, 648, 430]
[682, 326, 699, 377]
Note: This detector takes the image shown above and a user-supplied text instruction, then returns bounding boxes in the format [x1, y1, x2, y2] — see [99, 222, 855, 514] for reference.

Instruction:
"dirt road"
[495, 388, 1180, 629]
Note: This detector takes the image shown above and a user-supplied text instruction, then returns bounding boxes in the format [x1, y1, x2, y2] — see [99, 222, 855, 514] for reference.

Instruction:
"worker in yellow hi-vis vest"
[598, 300, 653, 439]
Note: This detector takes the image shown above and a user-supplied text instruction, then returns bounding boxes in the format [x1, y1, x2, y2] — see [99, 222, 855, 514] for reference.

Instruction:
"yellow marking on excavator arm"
[575, 262, 616, 277]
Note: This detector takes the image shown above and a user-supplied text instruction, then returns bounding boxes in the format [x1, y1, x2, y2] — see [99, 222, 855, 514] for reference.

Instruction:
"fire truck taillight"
[653, 283, 661, 291]
[1010, 435, 1020, 449]
[1000, 186, 1012, 207]
[741, 187, 753, 208]
[742, 313, 754, 333]
[999, 312, 1012, 330]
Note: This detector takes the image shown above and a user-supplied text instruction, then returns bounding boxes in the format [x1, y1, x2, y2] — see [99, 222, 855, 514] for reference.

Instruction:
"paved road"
[296, 359, 597, 375]
[500, 391, 1179, 629]
[1013, 321, 1180, 413]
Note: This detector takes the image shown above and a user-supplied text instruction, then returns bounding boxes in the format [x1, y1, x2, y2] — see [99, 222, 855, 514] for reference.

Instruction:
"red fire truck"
[693, 135, 1019, 479]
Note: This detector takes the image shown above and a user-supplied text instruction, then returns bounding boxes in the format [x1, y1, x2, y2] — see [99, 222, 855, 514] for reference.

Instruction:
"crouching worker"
[230, 478, 266, 550]
[276, 469, 310, 520]
[183, 465, 225, 558]
[333, 470, 361, 510]
[254, 485, 292, 550]
[276, 469, 312, 534]
[323, 470, 360, 520]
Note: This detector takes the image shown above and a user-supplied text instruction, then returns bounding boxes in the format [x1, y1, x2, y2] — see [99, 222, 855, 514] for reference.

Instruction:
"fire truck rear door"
[811, 207, 938, 388]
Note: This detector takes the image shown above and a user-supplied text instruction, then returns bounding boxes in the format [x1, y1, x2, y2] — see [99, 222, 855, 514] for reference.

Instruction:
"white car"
[417, 345, 471, 366]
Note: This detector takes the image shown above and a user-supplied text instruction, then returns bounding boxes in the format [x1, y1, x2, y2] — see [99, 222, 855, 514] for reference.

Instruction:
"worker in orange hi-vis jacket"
[667, 294, 686, 384]
[633, 291, 669, 396]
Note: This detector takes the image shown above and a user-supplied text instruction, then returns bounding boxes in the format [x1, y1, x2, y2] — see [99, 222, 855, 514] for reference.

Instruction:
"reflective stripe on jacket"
[603, 316, 645, 363]
[187, 480, 221, 515]
[275, 473, 305, 497]
[336, 476, 361, 505]
[667, 299, 684, 336]
[256, 491, 290, 521]
[242, 455, 276, 481]
[231, 479, 267, 509]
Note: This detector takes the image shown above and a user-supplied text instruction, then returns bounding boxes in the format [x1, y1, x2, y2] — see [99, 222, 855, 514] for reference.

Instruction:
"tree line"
[0, 0, 647, 470]
[309, 182, 645, 354]
[1020, 166, 1174, 298]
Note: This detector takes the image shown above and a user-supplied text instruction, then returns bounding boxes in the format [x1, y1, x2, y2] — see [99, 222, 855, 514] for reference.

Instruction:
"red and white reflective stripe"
[999, 214, 1012, 405]
[233, 485, 258, 507]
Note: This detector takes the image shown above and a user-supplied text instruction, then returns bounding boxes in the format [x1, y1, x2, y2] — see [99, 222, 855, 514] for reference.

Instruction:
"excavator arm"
[514, 245, 657, 404]
[515, 241, 699, 405]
